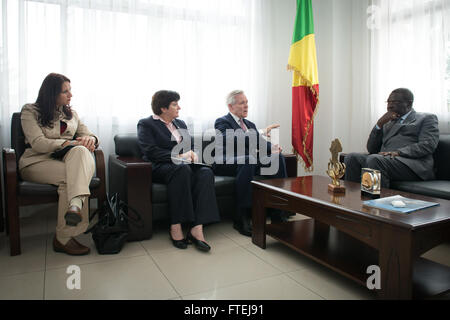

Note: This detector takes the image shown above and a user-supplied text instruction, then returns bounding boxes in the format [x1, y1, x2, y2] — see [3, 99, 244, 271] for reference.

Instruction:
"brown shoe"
[65, 205, 82, 226]
[53, 236, 90, 256]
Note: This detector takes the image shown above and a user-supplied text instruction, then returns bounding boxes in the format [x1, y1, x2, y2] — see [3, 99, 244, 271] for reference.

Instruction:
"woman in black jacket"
[137, 90, 220, 252]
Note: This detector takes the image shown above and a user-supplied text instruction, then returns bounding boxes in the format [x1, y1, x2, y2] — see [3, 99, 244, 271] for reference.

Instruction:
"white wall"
[267, 0, 369, 177]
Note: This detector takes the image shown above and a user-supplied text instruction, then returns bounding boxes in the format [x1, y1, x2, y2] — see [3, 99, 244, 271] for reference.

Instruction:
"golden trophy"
[326, 139, 346, 194]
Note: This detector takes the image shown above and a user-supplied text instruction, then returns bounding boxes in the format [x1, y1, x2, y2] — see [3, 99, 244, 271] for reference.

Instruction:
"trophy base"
[361, 190, 380, 199]
[328, 184, 346, 194]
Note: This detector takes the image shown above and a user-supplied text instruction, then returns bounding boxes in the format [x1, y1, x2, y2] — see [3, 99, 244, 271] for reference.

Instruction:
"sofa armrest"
[3, 148, 18, 198]
[283, 153, 298, 178]
[2, 148, 20, 253]
[93, 148, 106, 205]
[339, 153, 348, 164]
[339, 152, 368, 164]
[108, 155, 153, 240]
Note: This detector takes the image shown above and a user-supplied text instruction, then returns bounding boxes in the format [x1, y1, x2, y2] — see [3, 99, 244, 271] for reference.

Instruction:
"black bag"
[86, 193, 142, 254]
[51, 145, 75, 160]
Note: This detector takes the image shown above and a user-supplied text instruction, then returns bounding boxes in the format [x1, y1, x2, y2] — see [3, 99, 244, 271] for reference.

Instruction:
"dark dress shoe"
[65, 205, 82, 226]
[271, 214, 289, 224]
[53, 236, 90, 255]
[270, 209, 289, 224]
[186, 232, 211, 252]
[170, 233, 188, 249]
[233, 216, 252, 237]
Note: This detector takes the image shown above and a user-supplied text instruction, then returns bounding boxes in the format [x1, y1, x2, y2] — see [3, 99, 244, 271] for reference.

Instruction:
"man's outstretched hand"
[264, 123, 280, 138]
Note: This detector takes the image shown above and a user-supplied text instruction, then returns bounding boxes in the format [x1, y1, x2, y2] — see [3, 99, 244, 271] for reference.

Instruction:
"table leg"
[252, 187, 266, 249]
[378, 225, 413, 299]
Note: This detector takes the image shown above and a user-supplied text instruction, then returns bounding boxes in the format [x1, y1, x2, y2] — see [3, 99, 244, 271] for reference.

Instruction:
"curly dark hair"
[151, 90, 180, 115]
[35, 73, 73, 128]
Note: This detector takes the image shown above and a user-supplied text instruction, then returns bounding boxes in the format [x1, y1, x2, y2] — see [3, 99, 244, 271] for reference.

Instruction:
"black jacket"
[137, 116, 192, 164]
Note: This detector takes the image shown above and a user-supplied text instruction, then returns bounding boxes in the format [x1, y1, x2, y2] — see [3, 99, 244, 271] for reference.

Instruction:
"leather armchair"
[108, 133, 298, 240]
[2, 112, 107, 256]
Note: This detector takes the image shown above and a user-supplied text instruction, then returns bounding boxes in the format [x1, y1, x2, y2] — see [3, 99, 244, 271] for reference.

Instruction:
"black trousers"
[152, 163, 220, 226]
[214, 153, 287, 220]
[344, 153, 420, 188]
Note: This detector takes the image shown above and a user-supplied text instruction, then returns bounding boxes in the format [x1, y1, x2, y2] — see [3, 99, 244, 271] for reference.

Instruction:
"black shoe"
[170, 233, 188, 249]
[270, 209, 289, 224]
[271, 214, 289, 224]
[233, 216, 252, 237]
[186, 232, 211, 252]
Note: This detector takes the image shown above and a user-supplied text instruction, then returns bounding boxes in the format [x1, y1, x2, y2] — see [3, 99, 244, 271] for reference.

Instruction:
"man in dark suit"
[344, 88, 439, 188]
[213, 90, 288, 236]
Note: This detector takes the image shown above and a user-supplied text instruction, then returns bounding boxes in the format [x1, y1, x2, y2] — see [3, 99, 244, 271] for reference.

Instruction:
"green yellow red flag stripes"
[288, 0, 319, 170]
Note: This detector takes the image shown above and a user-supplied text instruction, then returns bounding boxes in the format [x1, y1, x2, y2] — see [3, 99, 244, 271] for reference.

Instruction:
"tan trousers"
[20, 146, 95, 245]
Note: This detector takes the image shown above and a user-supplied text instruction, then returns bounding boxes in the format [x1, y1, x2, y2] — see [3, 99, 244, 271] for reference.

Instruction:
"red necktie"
[239, 119, 247, 131]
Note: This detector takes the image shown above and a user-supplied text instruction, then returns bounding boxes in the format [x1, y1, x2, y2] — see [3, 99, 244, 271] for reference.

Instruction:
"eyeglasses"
[385, 100, 412, 105]
[386, 100, 403, 104]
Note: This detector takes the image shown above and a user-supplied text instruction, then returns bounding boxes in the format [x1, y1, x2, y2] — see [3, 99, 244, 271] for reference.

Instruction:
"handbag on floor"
[86, 193, 142, 254]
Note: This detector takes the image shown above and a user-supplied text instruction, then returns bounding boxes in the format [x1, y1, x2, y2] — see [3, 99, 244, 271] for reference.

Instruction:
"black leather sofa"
[108, 133, 298, 240]
[341, 134, 450, 200]
[389, 134, 450, 199]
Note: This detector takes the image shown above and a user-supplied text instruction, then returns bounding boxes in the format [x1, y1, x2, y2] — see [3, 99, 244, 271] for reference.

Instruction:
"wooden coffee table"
[251, 175, 450, 299]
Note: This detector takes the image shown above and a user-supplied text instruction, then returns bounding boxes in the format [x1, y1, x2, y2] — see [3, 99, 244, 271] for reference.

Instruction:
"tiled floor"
[0, 203, 449, 300]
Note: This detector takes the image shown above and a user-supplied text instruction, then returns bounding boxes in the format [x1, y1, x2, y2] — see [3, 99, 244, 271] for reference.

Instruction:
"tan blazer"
[19, 103, 99, 170]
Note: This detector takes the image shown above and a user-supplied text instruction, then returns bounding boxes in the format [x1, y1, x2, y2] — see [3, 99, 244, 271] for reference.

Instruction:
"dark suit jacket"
[137, 116, 193, 165]
[214, 113, 272, 163]
[366, 109, 439, 180]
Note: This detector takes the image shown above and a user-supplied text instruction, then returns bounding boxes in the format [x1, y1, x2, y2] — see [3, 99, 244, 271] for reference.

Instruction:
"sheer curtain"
[370, 0, 450, 133]
[0, 0, 273, 169]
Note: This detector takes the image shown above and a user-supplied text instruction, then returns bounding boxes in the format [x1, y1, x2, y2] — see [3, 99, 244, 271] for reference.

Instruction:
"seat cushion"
[151, 176, 236, 204]
[151, 183, 168, 204]
[19, 177, 102, 196]
[390, 180, 450, 200]
[434, 135, 450, 180]
[214, 176, 236, 197]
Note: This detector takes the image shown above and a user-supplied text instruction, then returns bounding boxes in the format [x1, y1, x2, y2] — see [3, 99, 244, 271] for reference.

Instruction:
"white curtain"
[0, 0, 274, 172]
[370, 0, 450, 133]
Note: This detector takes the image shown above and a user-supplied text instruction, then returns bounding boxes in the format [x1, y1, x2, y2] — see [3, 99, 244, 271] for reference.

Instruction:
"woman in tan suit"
[19, 73, 99, 255]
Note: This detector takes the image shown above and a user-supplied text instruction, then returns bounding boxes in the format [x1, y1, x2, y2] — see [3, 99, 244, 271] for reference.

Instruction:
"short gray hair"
[226, 90, 244, 106]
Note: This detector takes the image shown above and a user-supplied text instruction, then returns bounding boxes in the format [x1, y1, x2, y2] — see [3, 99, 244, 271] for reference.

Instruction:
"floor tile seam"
[179, 272, 308, 300]
[147, 240, 247, 259]
[283, 271, 328, 300]
[215, 226, 250, 247]
[245, 243, 317, 273]
[147, 246, 283, 298]
[44, 252, 149, 272]
[211, 233, 248, 251]
[145, 250, 183, 300]
[0, 268, 47, 278]
[43, 252, 181, 300]
[141, 241, 183, 258]
[144, 244, 242, 257]
[284, 266, 376, 300]
[239, 243, 287, 274]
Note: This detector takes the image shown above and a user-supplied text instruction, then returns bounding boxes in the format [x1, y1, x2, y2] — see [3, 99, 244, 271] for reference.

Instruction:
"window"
[371, 0, 450, 131]
[1, 0, 269, 159]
